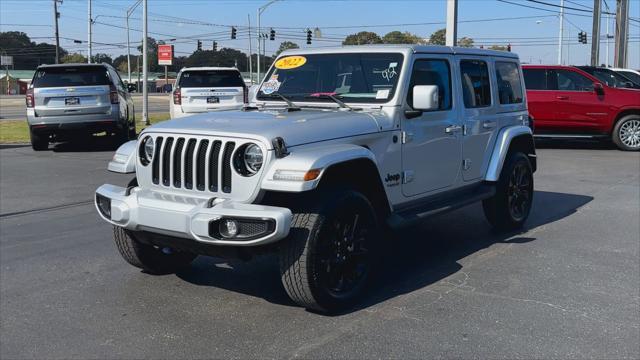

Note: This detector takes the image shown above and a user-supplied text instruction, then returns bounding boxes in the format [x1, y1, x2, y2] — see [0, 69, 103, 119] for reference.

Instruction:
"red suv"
[522, 65, 640, 151]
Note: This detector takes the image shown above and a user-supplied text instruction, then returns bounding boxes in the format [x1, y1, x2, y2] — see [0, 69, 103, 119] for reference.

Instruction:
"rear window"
[178, 70, 244, 88]
[32, 66, 111, 88]
[460, 60, 491, 108]
[495, 62, 524, 104]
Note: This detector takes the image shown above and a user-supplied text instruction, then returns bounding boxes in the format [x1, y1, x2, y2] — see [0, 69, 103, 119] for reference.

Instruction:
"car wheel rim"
[318, 207, 373, 297]
[619, 119, 640, 149]
[508, 163, 532, 222]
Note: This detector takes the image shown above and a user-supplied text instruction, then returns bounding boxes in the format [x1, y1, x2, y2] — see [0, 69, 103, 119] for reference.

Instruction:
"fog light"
[96, 194, 111, 219]
[219, 219, 239, 238]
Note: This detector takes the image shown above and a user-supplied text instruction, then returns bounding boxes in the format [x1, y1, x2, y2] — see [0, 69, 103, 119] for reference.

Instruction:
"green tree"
[0, 31, 66, 69]
[274, 41, 299, 57]
[457, 37, 474, 48]
[429, 28, 446, 45]
[342, 31, 383, 45]
[61, 53, 87, 63]
[92, 53, 112, 64]
[382, 31, 425, 44]
[136, 37, 161, 72]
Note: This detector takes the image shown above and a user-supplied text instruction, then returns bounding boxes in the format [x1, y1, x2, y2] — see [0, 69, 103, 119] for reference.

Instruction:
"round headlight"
[143, 136, 154, 162]
[244, 144, 263, 173]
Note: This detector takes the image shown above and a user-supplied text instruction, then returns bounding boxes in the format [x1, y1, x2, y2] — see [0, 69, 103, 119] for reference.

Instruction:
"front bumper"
[95, 184, 292, 246]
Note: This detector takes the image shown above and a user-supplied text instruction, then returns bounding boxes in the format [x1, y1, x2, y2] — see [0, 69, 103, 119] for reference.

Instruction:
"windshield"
[32, 66, 110, 88]
[257, 53, 404, 103]
[579, 67, 640, 89]
[178, 70, 245, 88]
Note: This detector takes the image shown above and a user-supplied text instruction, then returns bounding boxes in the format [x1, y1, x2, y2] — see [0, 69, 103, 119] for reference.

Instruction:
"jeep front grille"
[151, 136, 236, 194]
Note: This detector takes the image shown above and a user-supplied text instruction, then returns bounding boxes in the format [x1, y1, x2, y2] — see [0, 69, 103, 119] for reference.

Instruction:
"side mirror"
[412, 85, 439, 111]
[594, 82, 605, 95]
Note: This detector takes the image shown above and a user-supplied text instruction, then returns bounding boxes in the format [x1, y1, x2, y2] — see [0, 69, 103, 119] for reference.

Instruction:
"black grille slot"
[184, 139, 197, 189]
[221, 142, 235, 193]
[208, 141, 222, 192]
[172, 138, 185, 187]
[196, 140, 209, 191]
[161, 137, 174, 186]
[151, 137, 163, 184]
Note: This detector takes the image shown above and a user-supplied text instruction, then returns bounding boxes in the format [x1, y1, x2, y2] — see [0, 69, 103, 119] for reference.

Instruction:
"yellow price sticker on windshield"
[275, 56, 307, 70]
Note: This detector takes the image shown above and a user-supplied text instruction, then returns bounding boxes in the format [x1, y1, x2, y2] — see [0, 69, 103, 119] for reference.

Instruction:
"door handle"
[482, 120, 497, 129]
[556, 96, 569, 100]
[445, 125, 462, 134]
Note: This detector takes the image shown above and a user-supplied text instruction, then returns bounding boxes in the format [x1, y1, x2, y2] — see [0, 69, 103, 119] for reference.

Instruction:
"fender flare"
[261, 143, 377, 192]
[107, 140, 137, 174]
[485, 125, 535, 182]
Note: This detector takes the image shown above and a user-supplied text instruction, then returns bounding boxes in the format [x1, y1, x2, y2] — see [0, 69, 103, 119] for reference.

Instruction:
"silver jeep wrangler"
[96, 45, 536, 313]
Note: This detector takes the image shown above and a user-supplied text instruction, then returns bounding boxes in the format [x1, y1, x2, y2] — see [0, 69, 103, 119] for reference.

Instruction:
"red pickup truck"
[522, 65, 640, 151]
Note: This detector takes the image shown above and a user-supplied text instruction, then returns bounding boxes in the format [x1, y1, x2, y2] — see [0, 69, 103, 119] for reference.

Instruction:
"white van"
[170, 67, 247, 119]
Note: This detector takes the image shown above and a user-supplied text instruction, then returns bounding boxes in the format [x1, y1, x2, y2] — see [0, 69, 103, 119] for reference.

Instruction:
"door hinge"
[402, 131, 414, 144]
[402, 170, 414, 184]
[463, 159, 472, 170]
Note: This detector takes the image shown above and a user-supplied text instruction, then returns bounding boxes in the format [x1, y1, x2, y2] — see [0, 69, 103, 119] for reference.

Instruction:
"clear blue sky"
[1, 0, 638, 68]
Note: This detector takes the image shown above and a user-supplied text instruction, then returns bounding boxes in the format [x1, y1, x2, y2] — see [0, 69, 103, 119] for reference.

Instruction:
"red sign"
[158, 44, 173, 66]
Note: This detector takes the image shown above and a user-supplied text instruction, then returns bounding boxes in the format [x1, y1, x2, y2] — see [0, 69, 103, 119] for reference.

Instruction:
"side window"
[407, 59, 451, 111]
[495, 62, 524, 104]
[460, 60, 491, 108]
[522, 69, 548, 90]
[554, 70, 594, 91]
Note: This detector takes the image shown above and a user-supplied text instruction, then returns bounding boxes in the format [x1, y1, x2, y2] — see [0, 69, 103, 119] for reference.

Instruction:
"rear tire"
[483, 152, 534, 230]
[612, 115, 640, 151]
[30, 130, 48, 151]
[113, 226, 196, 274]
[279, 190, 378, 313]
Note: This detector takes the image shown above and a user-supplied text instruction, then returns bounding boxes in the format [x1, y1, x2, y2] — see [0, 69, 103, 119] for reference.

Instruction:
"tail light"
[26, 88, 34, 108]
[109, 84, 119, 104]
[243, 86, 248, 104]
[173, 88, 181, 105]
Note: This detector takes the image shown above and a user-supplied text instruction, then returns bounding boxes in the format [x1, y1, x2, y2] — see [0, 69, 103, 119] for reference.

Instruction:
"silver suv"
[27, 63, 135, 150]
[96, 45, 536, 313]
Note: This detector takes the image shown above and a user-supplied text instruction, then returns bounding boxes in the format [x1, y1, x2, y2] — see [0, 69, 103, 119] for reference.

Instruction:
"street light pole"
[126, 0, 142, 84]
[445, 0, 458, 46]
[558, 0, 565, 64]
[257, 0, 280, 84]
[142, 0, 149, 125]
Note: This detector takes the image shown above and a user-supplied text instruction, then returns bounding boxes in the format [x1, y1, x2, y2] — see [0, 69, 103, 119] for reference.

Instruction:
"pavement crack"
[0, 200, 93, 218]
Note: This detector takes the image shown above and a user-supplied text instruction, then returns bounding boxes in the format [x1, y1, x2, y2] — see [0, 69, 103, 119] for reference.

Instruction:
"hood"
[148, 108, 387, 148]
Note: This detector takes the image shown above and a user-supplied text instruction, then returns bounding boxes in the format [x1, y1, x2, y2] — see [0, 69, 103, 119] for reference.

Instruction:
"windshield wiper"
[304, 93, 361, 111]
[260, 92, 301, 112]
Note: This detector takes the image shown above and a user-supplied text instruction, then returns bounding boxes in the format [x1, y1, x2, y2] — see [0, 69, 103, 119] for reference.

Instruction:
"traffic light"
[269, 28, 276, 41]
[213, 41, 217, 51]
[578, 31, 588, 44]
[197, 40, 202, 51]
[306, 29, 312, 45]
[231, 26, 237, 40]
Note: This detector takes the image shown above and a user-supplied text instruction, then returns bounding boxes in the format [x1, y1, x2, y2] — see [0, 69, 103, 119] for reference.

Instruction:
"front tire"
[113, 226, 196, 274]
[30, 130, 48, 151]
[483, 152, 534, 230]
[612, 115, 640, 151]
[279, 190, 378, 313]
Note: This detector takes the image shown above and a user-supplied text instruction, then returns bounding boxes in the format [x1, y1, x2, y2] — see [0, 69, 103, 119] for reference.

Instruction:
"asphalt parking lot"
[1, 140, 638, 359]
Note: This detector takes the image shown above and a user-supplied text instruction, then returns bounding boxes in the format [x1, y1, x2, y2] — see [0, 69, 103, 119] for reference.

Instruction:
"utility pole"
[248, 14, 253, 84]
[142, 0, 149, 125]
[88, 0, 92, 63]
[614, 0, 629, 68]
[445, 0, 458, 46]
[558, 0, 565, 64]
[126, 0, 142, 84]
[53, 0, 61, 64]
[590, 0, 601, 66]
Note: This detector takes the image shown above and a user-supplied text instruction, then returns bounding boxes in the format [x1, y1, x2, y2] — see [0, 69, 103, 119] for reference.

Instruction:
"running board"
[387, 184, 496, 230]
